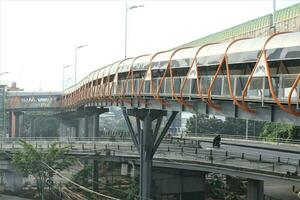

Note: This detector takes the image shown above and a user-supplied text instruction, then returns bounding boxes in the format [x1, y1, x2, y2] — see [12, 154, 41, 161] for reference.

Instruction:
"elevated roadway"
[1, 138, 299, 186]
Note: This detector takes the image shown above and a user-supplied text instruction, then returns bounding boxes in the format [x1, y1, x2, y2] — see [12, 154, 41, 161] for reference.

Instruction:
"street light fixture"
[75, 45, 88, 84]
[62, 65, 71, 91]
[125, 1, 144, 58]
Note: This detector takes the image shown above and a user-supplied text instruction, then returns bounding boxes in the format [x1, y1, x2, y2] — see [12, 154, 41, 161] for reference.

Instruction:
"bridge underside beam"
[60, 106, 108, 138]
[123, 108, 177, 199]
[87, 98, 300, 125]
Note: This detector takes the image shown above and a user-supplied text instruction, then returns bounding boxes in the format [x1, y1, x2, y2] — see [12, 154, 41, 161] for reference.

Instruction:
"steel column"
[141, 111, 153, 198]
[123, 108, 178, 200]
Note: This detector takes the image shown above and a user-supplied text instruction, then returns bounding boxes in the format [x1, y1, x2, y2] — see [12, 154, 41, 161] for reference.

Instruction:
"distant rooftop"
[175, 3, 300, 49]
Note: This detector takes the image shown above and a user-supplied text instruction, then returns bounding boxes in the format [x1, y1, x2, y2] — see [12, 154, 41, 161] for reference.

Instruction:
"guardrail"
[173, 133, 300, 145]
[1, 140, 300, 181]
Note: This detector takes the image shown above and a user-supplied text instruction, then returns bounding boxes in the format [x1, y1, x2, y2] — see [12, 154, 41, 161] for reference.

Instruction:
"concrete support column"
[75, 120, 79, 138]
[30, 117, 36, 138]
[84, 115, 89, 138]
[93, 160, 99, 192]
[247, 179, 264, 200]
[14, 112, 22, 137]
[8, 112, 12, 137]
[94, 114, 99, 138]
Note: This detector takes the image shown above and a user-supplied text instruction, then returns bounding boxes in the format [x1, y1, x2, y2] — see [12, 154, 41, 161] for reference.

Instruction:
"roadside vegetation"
[12, 140, 74, 200]
[186, 113, 300, 141]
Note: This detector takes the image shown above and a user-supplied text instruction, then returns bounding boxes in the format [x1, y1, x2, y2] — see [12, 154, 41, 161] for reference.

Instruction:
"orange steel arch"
[155, 47, 192, 106]
[178, 43, 218, 108]
[106, 61, 121, 101]
[241, 32, 300, 116]
[88, 71, 97, 102]
[85, 73, 93, 103]
[224, 38, 252, 112]
[95, 64, 110, 102]
[205, 38, 249, 110]
[288, 74, 300, 113]
[91, 69, 101, 101]
[122, 54, 150, 99]
[109, 58, 133, 102]
[137, 50, 171, 103]
[97, 65, 109, 102]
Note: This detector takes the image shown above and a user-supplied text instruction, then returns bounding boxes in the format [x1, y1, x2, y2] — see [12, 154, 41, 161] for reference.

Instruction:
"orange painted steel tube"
[224, 38, 251, 111]
[241, 32, 300, 115]
[156, 47, 192, 106]
[179, 43, 217, 108]
[137, 50, 170, 104]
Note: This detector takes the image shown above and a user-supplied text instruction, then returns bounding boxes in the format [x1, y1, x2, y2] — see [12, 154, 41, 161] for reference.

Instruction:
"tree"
[260, 122, 300, 141]
[186, 113, 264, 137]
[125, 175, 139, 200]
[12, 140, 75, 200]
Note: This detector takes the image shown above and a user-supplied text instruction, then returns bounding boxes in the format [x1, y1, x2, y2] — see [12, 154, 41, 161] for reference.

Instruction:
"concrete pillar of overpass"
[8, 112, 12, 137]
[82, 107, 108, 138]
[14, 112, 22, 137]
[84, 115, 89, 138]
[122, 108, 178, 200]
[19, 114, 24, 137]
[93, 160, 99, 192]
[154, 169, 206, 200]
[30, 117, 36, 138]
[75, 120, 79, 138]
[247, 179, 264, 200]
[93, 113, 99, 138]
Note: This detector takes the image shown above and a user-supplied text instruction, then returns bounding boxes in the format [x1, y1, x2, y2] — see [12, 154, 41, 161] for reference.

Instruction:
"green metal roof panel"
[175, 3, 300, 49]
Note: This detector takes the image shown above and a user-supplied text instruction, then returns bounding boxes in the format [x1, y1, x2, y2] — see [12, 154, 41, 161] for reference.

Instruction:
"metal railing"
[1, 139, 300, 180]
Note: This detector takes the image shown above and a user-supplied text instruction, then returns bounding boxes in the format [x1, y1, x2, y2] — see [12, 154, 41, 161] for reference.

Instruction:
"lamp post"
[125, 1, 144, 58]
[75, 45, 88, 84]
[62, 65, 71, 91]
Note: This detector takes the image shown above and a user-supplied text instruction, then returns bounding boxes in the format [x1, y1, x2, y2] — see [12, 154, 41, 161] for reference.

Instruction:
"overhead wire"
[41, 161, 120, 200]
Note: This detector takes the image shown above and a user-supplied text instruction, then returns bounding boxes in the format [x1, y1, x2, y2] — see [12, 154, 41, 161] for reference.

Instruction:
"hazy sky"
[0, 0, 299, 91]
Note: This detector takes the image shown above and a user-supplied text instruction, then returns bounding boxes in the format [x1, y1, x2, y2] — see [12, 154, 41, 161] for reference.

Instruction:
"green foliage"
[125, 176, 139, 200]
[71, 164, 92, 188]
[12, 140, 75, 200]
[186, 113, 264, 136]
[207, 175, 226, 199]
[260, 122, 300, 141]
[207, 175, 246, 200]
